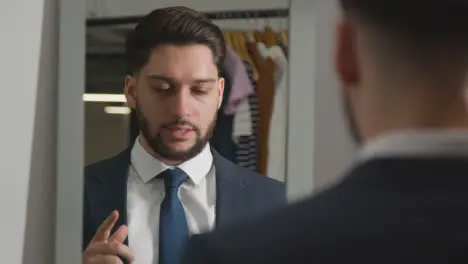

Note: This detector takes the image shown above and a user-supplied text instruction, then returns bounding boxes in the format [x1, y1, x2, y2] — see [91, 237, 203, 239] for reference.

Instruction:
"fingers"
[84, 211, 134, 263]
[89, 210, 119, 244]
[109, 225, 128, 244]
[85, 242, 135, 262]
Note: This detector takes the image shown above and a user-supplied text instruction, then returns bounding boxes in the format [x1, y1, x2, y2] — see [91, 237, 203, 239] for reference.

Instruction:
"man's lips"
[165, 126, 194, 137]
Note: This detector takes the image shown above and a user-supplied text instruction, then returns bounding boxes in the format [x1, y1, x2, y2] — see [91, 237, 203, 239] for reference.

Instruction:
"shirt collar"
[358, 129, 468, 162]
[130, 137, 213, 185]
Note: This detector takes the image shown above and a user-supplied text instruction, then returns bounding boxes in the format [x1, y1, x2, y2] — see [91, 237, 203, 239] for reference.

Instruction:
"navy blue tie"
[158, 168, 190, 264]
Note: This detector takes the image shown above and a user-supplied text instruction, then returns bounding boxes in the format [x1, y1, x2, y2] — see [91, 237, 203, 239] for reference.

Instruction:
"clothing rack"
[86, 8, 289, 27]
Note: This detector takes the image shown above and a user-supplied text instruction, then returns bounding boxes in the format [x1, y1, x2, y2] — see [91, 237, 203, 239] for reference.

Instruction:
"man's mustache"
[162, 119, 198, 131]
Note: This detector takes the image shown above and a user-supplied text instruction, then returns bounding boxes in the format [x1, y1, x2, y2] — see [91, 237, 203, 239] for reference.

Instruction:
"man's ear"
[335, 20, 360, 90]
[124, 74, 137, 108]
[217, 77, 225, 110]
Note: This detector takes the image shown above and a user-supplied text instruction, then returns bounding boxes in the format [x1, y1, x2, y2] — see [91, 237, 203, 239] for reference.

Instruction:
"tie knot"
[158, 168, 189, 189]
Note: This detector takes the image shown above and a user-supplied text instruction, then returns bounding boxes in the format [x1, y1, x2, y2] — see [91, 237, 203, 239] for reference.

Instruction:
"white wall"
[55, 0, 86, 263]
[311, 0, 355, 191]
[286, 0, 355, 202]
[88, 0, 289, 18]
[0, 0, 58, 263]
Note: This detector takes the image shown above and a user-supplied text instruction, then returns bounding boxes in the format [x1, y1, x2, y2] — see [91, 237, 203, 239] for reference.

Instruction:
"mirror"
[82, 3, 291, 264]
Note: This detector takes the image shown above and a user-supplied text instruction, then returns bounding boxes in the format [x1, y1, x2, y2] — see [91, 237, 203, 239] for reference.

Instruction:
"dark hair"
[125, 6, 225, 75]
[339, 1, 468, 44]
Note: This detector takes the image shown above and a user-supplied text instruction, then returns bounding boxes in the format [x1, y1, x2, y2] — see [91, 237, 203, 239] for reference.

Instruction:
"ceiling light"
[104, 106, 131, 115]
[83, 93, 126, 102]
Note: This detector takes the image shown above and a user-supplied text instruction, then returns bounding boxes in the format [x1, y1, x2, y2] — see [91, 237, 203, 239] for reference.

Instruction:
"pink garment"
[223, 46, 254, 115]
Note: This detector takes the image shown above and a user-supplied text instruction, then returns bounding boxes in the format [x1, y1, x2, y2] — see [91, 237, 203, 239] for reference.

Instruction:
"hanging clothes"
[233, 61, 259, 171]
[257, 42, 288, 182]
[212, 25, 288, 175]
[223, 46, 255, 115]
[280, 45, 288, 58]
[278, 31, 289, 58]
[246, 41, 276, 175]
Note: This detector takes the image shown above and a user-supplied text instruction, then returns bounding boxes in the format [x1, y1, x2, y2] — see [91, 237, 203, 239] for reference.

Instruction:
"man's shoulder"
[213, 150, 283, 184]
[84, 148, 131, 180]
[184, 196, 320, 263]
[187, 181, 359, 246]
[239, 163, 284, 187]
[84, 154, 118, 175]
[217, 154, 285, 192]
[212, 152, 286, 209]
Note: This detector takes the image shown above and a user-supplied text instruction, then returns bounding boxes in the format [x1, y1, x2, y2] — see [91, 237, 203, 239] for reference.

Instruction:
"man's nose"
[169, 88, 191, 117]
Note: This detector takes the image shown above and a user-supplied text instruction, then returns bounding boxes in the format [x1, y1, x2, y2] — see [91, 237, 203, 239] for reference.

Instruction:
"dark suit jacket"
[82, 148, 285, 263]
[184, 157, 468, 264]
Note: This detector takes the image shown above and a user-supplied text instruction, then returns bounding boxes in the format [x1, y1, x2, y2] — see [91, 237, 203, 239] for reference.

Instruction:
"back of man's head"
[339, 0, 468, 78]
[336, 0, 468, 143]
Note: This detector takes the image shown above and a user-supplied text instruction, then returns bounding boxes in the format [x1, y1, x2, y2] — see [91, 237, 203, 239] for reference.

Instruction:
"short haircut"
[339, 1, 468, 35]
[339, 0, 468, 60]
[125, 6, 225, 75]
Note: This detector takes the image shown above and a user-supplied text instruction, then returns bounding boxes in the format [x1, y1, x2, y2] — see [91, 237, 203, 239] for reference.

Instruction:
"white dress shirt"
[257, 43, 288, 183]
[358, 129, 468, 161]
[127, 138, 216, 264]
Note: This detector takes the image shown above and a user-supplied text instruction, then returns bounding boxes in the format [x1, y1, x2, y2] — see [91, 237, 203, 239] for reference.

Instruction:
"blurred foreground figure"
[184, 1, 468, 263]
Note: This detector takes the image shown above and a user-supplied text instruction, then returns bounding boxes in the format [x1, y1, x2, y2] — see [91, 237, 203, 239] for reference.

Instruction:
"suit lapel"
[87, 148, 131, 245]
[212, 149, 250, 228]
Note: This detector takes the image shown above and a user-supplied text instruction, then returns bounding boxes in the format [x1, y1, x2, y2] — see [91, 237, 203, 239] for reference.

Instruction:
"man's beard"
[343, 93, 362, 145]
[135, 104, 216, 162]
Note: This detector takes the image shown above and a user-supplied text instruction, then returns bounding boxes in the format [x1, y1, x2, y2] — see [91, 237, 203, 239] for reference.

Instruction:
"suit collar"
[359, 130, 468, 162]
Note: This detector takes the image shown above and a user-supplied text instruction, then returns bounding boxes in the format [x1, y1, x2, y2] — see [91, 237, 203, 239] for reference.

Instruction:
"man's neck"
[361, 92, 468, 143]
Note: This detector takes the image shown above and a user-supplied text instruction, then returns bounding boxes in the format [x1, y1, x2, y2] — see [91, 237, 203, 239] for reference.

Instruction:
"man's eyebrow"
[146, 74, 174, 83]
[193, 78, 217, 83]
[146, 74, 217, 84]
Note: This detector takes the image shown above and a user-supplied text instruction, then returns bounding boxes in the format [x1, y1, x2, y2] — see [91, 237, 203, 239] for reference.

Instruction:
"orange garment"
[246, 41, 276, 175]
